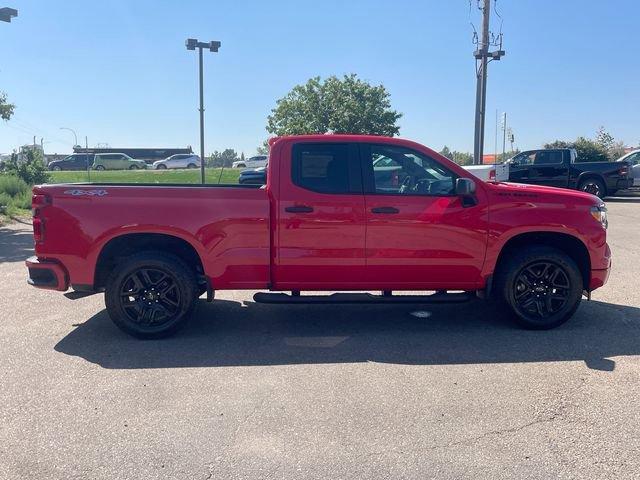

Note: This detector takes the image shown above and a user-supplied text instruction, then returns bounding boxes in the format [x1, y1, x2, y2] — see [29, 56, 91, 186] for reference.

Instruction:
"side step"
[253, 291, 473, 305]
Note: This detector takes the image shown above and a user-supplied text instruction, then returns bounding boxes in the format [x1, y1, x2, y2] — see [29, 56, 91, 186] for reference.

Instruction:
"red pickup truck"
[26, 135, 611, 338]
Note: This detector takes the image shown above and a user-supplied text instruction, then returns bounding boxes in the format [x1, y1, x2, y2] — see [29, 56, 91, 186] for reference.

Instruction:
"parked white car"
[153, 154, 201, 170]
[462, 162, 509, 182]
[232, 155, 268, 169]
[617, 149, 640, 187]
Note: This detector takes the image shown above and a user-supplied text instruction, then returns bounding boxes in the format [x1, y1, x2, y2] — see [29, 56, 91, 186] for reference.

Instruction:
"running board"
[253, 292, 473, 305]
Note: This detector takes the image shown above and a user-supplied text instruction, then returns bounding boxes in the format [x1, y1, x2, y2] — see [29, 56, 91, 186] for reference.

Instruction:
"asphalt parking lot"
[1, 193, 640, 480]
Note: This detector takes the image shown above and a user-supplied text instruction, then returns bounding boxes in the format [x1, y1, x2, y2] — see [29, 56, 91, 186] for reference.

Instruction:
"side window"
[292, 143, 352, 194]
[512, 151, 535, 165]
[626, 152, 640, 165]
[535, 151, 563, 165]
[366, 144, 458, 196]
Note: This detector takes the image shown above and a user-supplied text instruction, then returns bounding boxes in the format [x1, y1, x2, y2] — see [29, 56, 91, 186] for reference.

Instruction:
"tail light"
[489, 168, 496, 181]
[32, 193, 51, 244]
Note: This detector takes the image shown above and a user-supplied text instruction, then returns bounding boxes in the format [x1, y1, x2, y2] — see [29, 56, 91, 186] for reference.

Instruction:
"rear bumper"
[25, 256, 69, 291]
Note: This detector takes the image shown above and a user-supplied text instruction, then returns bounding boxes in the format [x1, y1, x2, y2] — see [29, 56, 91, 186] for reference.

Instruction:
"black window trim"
[291, 142, 363, 195]
[534, 150, 565, 166]
[359, 142, 459, 197]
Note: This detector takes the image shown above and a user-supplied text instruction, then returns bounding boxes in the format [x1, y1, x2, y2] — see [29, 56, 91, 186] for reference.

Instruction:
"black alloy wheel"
[105, 252, 198, 338]
[119, 267, 181, 327]
[513, 261, 570, 320]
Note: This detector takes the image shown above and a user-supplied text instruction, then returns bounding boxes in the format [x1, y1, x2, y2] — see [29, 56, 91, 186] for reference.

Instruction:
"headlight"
[590, 204, 608, 229]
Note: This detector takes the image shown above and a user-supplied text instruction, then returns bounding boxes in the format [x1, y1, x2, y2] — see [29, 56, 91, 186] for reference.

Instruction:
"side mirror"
[455, 177, 476, 196]
[510, 160, 519, 166]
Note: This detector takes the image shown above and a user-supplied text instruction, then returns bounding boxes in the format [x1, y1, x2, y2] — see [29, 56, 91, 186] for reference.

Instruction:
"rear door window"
[535, 151, 564, 165]
[292, 143, 361, 194]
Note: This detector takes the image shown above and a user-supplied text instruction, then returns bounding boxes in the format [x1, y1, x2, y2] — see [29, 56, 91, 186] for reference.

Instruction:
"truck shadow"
[54, 299, 640, 371]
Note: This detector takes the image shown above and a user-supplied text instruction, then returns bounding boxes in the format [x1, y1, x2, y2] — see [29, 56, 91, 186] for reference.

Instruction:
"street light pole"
[60, 127, 78, 147]
[198, 46, 205, 185]
[186, 38, 221, 184]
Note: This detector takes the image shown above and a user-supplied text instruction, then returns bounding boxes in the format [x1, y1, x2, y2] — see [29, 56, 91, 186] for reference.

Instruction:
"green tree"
[256, 143, 269, 155]
[451, 151, 473, 166]
[267, 74, 402, 137]
[439, 146, 453, 160]
[595, 126, 614, 152]
[544, 137, 609, 163]
[0, 92, 15, 121]
[5, 149, 49, 184]
[208, 148, 239, 167]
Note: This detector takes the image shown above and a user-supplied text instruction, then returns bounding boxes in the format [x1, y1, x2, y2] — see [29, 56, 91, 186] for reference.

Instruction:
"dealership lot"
[1, 195, 639, 480]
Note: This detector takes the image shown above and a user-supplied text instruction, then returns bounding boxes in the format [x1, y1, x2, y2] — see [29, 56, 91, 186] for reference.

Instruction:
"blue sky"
[1, 0, 638, 156]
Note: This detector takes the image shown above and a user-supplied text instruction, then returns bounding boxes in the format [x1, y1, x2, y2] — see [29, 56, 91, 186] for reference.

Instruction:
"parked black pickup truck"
[506, 148, 632, 198]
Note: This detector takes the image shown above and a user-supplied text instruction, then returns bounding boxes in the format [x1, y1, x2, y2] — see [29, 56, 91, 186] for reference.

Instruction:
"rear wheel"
[187, 163, 197, 169]
[578, 177, 606, 198]
[105, 251, 198, 339]
[129, 165, 139, 170]
[495, 246, 583, 329]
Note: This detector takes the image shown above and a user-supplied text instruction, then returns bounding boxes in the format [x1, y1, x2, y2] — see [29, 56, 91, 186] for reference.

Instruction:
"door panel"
[361, 143, 488, 290]
[274, 142, 366, 289]
[528, 150, 568, 188]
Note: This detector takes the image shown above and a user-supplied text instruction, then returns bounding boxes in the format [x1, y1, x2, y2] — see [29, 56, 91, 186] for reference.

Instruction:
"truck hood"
[487, 181, 601, 204]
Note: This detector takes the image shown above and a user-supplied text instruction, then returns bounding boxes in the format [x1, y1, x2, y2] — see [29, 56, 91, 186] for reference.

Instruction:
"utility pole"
[85, 136, 91, 182]
[494, 109, 498, 163]
[501, 112, 507, 162]
[472, 0, 505, 164]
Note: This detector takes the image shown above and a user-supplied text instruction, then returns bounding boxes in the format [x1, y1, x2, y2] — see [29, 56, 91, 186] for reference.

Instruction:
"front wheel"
[129, 165, 139, 170]
[95, 165, 105, 171]
[579, 178, 606, 198]
[51, 165, 62, 171]
[495, 246, 583, 330]
[105, 252, 198, 338]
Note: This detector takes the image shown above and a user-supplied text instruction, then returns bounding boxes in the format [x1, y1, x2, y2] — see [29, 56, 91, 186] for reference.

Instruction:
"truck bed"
[33, 183, 271, 289]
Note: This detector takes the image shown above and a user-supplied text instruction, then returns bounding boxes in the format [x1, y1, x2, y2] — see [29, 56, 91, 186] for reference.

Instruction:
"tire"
[494, 246, 583, 330]
[51, 165, 62, 171]
[156, 164, 167, 170]
[235, 164, 246, 169]
[578, 177, 606, 199]
[187, 163, 197, 169]
[104, 251, 198, 339]
[95, 165, 105, 171]
[129, 165, 139, 170]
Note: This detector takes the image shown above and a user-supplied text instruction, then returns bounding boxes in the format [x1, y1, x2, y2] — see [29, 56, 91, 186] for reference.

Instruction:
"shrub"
[10, 189, 32, 210]
[0, 191, 12, 209]
[0, 174, 29, 197]
[4, 150, 50, 184]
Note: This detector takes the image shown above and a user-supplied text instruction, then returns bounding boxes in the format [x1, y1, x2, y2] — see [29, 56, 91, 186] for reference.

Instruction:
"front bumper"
[25, 256, 69, 291]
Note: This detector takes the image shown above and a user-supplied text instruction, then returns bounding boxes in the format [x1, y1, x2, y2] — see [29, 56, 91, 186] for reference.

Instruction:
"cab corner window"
[292, 144, 350, 194]
[367, 145, 457, 196]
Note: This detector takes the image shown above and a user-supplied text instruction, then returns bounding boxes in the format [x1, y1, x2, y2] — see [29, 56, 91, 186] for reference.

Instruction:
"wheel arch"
[93, 232, 205, 290]
[576, 172, 607, 194]
[492, 231, 591, 290]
